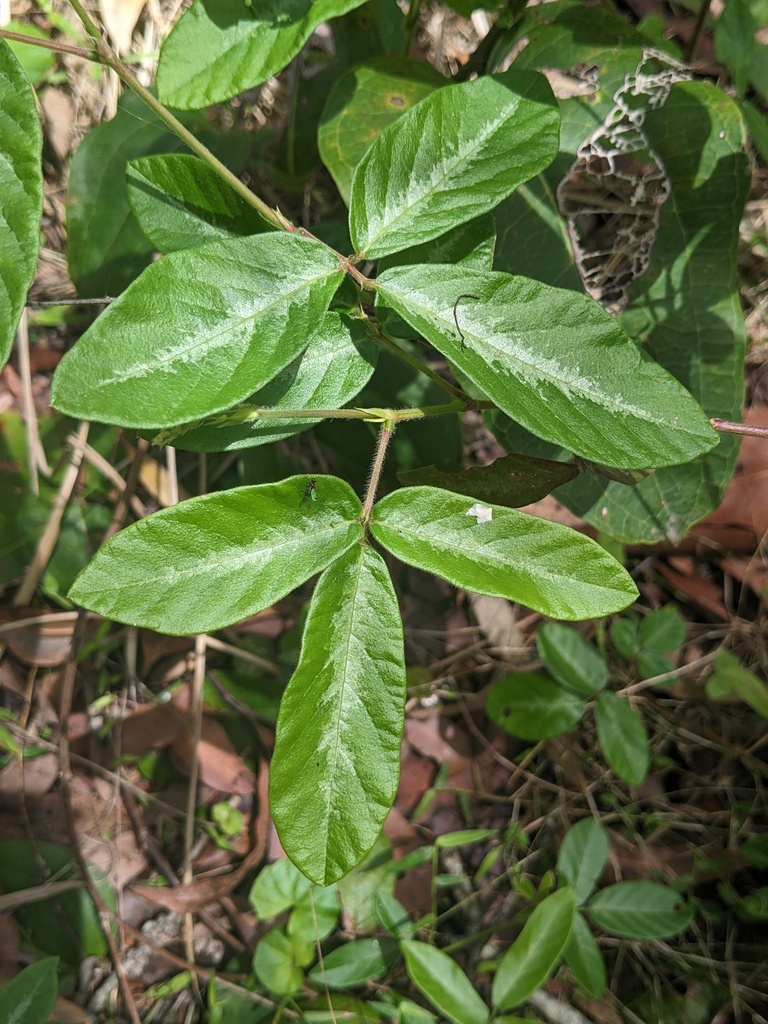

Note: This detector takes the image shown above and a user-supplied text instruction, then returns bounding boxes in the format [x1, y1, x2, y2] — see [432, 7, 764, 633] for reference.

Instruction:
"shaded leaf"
[252, 927, 303, 996]
[319, 57, 444, 204]
[52, 233, 343, 429]
[556, 818, 610, 905]
[66, 91, 228, 297]
[563, 912, 606, 997]
[308, 938, 397, 988]
[588, 881, 693, 939]
[127, 153, 269, 252]
[0, 958, 58, 1024]
[536, 622, 609, 697]
[487, 671, 586, 741]
[68, 476, 362, 635]
[594, 692, 649, 786]
[350, 70, 559, 258]
[397, 454, 577, 508]
[271, 546, 405, 885]
[707, 651, 768, 719]
[638, 605, 686, 653]
[371, 487, 638, 620]
[0, 39, 43, 369]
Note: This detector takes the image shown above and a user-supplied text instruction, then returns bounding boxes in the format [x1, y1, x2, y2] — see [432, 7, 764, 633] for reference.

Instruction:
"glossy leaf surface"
[0, 39, 42, 370]
[127, 153, 268, 252]
[172, 313, 377, 452]
[491, 888, 576, 1010]
[401, 940, 489, 1024]
[69, 477, 362, 635]
[157, 0, 368, 109]
[588, 881, 694, 939]
[376, 266, 718, 470]
[371, 487, 638, 620]
[52, 234, 343, 429]
[349, 70, 559, 258]
[271, 545, 405, 885]
[594, 691, 649, 785]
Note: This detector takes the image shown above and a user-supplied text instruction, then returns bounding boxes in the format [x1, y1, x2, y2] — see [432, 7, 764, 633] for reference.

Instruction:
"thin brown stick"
[711, 417, 768, 439]
[13, 421, 89, 607]
[0, 26, 93, 58]
[16, 310, 50, 495]
[183, 634, 207, 1003]
[102, 436, 149, 542]
[59, 612, 142, 1024]
[66, 431, 147, 519]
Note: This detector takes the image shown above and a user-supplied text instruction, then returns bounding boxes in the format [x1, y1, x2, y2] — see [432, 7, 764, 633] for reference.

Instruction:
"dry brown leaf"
[99, 0, 146, 52]
[693, 407, 768, 548]
[40, 88, 75, 161]
[171, 714, 256, 796]
[132, 758, 268, 912]
[656, 556, 729, 620]
[0, 753, 58, 802]
[0, 609, 95, 667]
[170, 686, 256, 795]
[120, 700, 186, 756]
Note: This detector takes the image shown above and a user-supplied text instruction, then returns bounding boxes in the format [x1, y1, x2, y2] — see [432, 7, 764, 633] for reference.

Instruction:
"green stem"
[367, 324, 473, 404]
[66, 0, 286, 234]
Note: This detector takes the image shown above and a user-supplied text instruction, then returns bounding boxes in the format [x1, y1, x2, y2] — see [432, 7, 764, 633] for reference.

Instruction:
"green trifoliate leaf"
[349, 70, 559, 258]
[68, 476, 362, 635]
[0, 39, 43, 370]
[376, 265, 718, 470]
[157, 0, 368, 109]
[51, 234, 343, 429]
[370, 487, 637, 621]
[127, 153, 269, 252]
[271, 545, 405, 885]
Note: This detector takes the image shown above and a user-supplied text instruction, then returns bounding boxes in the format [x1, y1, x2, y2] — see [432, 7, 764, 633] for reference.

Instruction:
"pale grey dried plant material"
[558, 49, 691, 312]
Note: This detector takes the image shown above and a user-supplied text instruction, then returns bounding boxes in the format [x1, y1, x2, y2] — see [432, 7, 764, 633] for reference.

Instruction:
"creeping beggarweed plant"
[0, 0, 751, 885]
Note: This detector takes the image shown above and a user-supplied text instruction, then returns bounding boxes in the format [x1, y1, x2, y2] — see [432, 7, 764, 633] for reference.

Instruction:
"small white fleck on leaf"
[466, 503, 493, 524]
